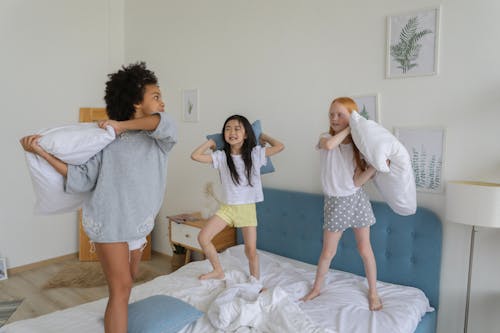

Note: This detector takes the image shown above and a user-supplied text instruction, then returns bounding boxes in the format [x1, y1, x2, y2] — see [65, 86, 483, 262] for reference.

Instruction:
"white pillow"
[25, 123, 115, 215]
[38, 123, 115, 164]
[349, 111, 416, 216]
[372, 149, 417, 216]
[350, 111, 396, 173]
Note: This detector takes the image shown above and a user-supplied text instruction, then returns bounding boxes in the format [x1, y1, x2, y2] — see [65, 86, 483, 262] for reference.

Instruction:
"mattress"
[0, 245, 432, 333]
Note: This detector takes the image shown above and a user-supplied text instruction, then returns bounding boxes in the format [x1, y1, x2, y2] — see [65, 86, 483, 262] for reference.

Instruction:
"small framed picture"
[352, 94, 380, 122]
[386, 6, 441, 78]
[182, 88, 199, 122]
[395, 127, 445, 193]
[0, 257, 7, 280]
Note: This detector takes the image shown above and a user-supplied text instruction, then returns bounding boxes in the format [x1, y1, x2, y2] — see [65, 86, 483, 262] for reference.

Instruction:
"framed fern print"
[352, 94, 379, 122]
[386, 7, 441, 78]
[394, 127, 445, 193]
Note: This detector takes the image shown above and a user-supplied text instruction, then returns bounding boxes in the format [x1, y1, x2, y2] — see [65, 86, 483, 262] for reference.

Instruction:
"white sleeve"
[211, 150, 225, 169]
[252, 145, 267, 168]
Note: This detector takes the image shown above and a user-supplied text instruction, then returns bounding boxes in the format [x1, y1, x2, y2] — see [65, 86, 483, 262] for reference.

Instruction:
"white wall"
[0, 0, 123, 266]
[1, 0, 499, 332]
[124, 1, 500, 332]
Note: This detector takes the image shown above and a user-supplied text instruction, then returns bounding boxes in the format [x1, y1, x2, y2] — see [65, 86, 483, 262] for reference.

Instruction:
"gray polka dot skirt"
[323, 188, 375, 232]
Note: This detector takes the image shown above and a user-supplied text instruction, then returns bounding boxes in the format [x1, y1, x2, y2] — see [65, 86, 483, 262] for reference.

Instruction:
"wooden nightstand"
[169, 213, 236, 265]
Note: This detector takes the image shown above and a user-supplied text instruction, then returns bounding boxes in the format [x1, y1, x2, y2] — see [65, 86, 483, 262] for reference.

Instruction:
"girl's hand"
[208, 139, 217, 150]
[98, 120, 125, 136]
[20, 135, 45, 155]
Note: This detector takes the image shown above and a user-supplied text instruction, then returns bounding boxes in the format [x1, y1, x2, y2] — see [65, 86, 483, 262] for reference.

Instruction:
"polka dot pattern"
[323, 188, 375, 232]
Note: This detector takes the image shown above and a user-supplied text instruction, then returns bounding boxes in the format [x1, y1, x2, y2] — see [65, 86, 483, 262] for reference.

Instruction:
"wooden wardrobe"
[78, 108, 151, 261]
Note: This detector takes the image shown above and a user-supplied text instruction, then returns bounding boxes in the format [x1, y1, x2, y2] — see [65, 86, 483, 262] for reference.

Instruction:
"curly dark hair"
[222, 115, 257, 186]
[104, 62, 158, 121]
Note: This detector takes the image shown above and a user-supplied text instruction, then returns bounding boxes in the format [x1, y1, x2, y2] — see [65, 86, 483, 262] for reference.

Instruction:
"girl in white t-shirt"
[301, 97, 383, 311]
[191, 115, 284, 280]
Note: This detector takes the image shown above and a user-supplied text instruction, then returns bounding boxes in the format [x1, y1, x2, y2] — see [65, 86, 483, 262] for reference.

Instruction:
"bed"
[0, 187, 442, 333]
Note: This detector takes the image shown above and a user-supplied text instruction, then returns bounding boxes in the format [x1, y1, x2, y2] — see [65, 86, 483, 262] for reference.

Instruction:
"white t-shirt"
[318, 133, 359, 197]
[212, 145, 267, 205]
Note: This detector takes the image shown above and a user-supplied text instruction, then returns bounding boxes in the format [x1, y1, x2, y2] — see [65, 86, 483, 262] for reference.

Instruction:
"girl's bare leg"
[241, 226, 259, 279]
[129, 247, 143, 280]
[197, 215, 229, 279]
[353, 226, 382, 311]
[95, 242, 132, 333]
[301, 230, 343, 301]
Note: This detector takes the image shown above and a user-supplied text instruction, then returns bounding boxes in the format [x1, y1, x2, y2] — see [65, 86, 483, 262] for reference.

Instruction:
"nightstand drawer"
[171, 222, 202, 251]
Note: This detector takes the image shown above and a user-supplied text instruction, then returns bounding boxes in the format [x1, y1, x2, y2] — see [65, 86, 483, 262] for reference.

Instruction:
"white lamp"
[445, 181, 500, 333]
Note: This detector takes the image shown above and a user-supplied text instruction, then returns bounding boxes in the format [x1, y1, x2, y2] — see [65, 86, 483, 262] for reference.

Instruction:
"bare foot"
[369, 294, 383, 311]
[198, 270, 225, 280]
[300, 289, 320, 302]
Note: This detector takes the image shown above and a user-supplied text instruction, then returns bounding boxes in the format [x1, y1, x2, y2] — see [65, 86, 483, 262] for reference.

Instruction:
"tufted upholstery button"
[386, 227, 391, 234]
[410, 256, 416, 264]
[411, 231, 416, 239]
[385, 251, 391, 258]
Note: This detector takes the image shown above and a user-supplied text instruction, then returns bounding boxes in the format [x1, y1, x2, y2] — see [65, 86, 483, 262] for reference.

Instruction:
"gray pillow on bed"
[128, 295, 203, 333]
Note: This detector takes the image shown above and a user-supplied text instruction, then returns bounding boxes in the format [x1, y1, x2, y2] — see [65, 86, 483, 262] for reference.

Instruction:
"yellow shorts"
[216, 203, 257, 228]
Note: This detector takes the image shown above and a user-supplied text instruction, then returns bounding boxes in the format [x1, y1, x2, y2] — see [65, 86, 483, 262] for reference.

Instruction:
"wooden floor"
[0, 252, 173, 326]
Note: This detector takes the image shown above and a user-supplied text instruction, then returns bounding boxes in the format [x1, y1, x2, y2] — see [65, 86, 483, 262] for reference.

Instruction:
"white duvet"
[0, 245, 432, 333]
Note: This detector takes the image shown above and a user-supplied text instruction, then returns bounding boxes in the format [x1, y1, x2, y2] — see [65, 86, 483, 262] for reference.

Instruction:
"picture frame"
[395, 127, 445, 193]
[182, 88, 199, 122]
[352, 94, 380, 122]
[0, 257, 7, 280]
[386, 6, 441, 78]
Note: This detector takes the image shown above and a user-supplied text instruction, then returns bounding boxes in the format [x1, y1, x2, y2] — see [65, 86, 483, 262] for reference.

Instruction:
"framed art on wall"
[352, 94, 380, 122]
[182, 88, 199, 122]
[395, 127, 445, 193]
[386, 6, 441, 78]
[0, 257, 7, 280]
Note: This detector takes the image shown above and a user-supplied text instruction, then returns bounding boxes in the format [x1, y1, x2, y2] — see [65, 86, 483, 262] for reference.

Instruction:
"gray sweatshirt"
[65, 112, 177, 242]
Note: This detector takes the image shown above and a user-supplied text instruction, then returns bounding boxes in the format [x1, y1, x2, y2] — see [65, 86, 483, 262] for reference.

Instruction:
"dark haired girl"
[191, 115, 284, 281]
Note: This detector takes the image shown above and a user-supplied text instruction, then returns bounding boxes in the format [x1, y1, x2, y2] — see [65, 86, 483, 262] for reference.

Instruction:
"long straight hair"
[330, 97, 366, 171]
[222, 115, 257, 186]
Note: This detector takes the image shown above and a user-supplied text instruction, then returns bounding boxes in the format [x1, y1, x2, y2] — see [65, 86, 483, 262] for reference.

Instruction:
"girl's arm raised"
[98, 114, 161, 135]
[191, 139, 216, 163]
[353, 164, 377, 187]
[260, 133, 284, 157]
[318, 127, 350, 150]
[20, 135, 68, 177]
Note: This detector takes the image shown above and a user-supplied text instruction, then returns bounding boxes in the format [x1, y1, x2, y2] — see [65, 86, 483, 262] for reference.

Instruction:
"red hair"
[329, 97, 366, 171]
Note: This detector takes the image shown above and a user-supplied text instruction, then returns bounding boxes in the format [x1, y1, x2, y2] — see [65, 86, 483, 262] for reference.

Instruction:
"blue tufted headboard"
[237, 187, 442, 333]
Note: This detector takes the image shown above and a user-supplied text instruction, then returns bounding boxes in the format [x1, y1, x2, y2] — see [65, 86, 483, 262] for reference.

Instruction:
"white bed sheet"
[0, 245, 432, 333]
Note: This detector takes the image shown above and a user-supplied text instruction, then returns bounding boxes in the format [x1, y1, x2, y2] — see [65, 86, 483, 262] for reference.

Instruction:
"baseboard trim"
[8, 253, 78, 275]
[151, 250, 171, 259]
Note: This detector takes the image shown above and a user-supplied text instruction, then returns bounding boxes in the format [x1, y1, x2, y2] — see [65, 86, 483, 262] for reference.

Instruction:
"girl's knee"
[321, 249, 336, 261]
[197, 232, 209, 247]
[108, 276, 133, 296]
[357, 243, 374, 259]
